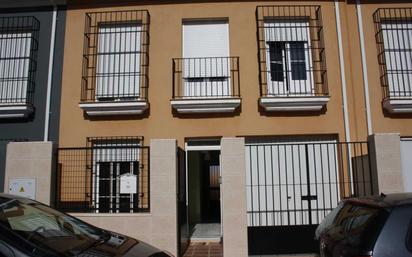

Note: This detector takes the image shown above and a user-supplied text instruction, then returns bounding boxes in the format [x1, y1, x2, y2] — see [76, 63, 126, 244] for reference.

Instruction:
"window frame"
[0, 17, 39, 106]
[264, 20, 314, 96]
[380, 20, 412, 98]
[81, 10, 150, 103]
[256, 5, 328, 98]
[95, 160, 140, 213]
[374, 8, 412, 100]
[95, 21, 143, 101]
[88, 137, 143, 214]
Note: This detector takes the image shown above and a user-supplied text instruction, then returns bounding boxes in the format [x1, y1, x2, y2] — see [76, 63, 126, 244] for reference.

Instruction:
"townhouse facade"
[0, 0, 66, 191]
[1, 0, 412, 256]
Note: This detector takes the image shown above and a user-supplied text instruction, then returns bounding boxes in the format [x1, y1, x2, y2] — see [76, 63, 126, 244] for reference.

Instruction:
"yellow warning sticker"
[20, 187, 24, 192]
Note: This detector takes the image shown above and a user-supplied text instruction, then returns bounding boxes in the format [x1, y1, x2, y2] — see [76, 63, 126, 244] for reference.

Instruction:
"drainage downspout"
[356, 0, 373, 135]
[335, 0, 354, 185]
[43, 5, 58, 142]
[334, 1, 351, 143]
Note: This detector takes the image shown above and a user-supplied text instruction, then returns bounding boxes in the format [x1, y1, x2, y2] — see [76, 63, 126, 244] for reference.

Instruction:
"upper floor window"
[181, 20, 232, 98]
[374, 8, 412, 99]
[96, 23, 142, 101]
[0, 16, 39, 117]
[264, 20, 313, 95]
[257, 6, 327, 97]
[170, 19, 241, 114]
[81, 10, 150, 103]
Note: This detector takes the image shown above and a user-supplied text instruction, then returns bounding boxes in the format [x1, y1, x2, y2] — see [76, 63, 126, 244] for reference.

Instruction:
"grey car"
[315, 193, 412, 257]
[0, 193, 173, 257]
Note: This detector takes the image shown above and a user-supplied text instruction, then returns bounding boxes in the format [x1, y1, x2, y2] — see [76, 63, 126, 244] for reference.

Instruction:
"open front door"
[178, 148, 189, 256]
[185, 140, 222, 242]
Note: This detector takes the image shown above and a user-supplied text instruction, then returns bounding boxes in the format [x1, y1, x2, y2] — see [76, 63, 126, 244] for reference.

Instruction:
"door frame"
[184, 142, 221, 205]
[184, 142, 222, 238]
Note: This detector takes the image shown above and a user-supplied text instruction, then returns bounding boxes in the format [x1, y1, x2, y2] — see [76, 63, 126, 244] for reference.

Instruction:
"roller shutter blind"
[0, 32, 31, 103]
[96, 24, 142, 100]
[182, 21, 230, 97]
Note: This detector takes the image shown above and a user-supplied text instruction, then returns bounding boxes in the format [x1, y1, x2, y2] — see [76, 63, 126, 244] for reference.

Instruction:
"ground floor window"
[56, 136, 149, 213]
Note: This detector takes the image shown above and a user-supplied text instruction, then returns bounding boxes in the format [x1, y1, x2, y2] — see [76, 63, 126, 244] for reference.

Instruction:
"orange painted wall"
[58, 0, 412, 148]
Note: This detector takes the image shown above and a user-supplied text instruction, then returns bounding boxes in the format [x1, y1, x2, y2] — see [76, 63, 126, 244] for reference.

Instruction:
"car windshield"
[0, 196, 108, 256]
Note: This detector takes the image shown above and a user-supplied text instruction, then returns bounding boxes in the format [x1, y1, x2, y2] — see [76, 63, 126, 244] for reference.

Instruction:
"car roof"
[345, 193, 412, 209]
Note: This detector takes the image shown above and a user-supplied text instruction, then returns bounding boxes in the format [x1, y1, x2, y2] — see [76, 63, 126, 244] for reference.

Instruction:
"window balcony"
[0, 16, 39, 118]
[79, 10, 150, 116]
[256, 6, 329, 112]
[374, 8, 412, 114]
[171, 57, 241, 114]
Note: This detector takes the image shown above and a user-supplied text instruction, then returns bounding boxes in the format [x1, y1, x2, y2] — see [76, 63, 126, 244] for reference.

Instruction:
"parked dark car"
[315, 193, 412, 257]
[0, 193, 173, 257]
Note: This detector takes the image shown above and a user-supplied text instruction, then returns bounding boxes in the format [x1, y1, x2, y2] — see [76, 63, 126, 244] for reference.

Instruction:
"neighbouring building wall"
[341, 1, 412, 137]
[0, 7, 66, 191]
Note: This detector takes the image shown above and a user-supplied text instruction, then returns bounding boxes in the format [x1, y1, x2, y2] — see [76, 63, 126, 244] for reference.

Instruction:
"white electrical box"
[120, 174, 137, 194]
[9, 178, 36, 200]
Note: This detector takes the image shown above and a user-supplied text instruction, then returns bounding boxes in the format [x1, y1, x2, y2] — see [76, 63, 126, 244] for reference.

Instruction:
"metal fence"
[245, 141, 373, 227]
[374, 8, 412, 99]
[0, 16, 39, 105]
[81, 10, 150, 102]
[256, 5, 328, 97]
[172, 57, 240, 99]
[56, 145, 150, 213]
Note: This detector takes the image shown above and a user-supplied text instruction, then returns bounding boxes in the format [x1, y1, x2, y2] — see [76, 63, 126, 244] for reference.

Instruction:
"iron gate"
[245, 140, 374, 254]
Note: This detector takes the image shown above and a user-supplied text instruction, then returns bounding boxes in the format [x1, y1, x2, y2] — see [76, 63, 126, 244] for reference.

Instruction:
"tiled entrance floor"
[183, 242, 223, 257]
[191, 223, 221, 241]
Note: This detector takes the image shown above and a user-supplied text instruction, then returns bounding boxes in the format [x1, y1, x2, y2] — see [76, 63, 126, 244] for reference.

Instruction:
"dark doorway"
[201, 151, 220, 223]
[187, 150, 221, 241]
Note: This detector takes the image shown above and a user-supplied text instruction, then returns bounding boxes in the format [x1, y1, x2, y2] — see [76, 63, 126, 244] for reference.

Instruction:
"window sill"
[0, 103, 33, 118]
[383, 98, 412, 113]
[170, 98, 241, 113]
[259, 96, 329, 112]
[79, 101, 148, 116]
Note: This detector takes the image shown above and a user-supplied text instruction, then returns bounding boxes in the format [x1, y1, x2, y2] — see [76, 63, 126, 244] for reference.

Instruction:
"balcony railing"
[172, 57, 240, 99]
[81, 10, 150, 103]
[56, 143, 149, 213]
[0, 16, 39, 107]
